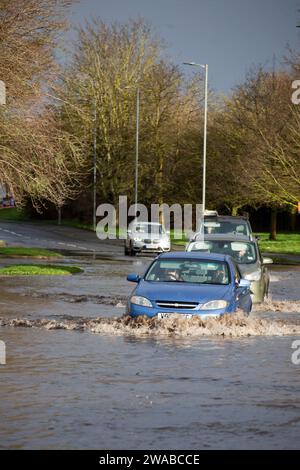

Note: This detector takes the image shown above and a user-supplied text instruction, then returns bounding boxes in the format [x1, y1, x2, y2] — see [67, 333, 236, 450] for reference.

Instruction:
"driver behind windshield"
[163, 267, 183, 282]
[211, 266, 227, 284]
[235, 247, 250, 263]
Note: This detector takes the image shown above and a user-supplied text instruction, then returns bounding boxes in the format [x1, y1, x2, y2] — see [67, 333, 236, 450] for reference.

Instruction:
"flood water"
[1, 256, 300, 449]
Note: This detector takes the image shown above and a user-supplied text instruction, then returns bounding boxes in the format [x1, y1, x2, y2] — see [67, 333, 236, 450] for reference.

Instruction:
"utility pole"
[202, 64, 208, 213]
[57, 206, 62, 226]
[0, 80, 6, 105]
[93, 96, 97, 232]
[135, 87, 140, 209]
[183, 62, 208, 212]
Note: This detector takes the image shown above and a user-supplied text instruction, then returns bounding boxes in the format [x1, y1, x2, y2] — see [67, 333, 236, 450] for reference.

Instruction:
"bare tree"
[225, 67, 295, 238]
[55, 18, 173, 205]
[0, 0, 74, 104]
[0, 108, 85, 209]
[0, 0, 85, 207]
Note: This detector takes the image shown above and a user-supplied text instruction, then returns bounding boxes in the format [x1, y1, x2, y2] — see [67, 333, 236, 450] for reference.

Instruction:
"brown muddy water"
[0, 256, 300, 449]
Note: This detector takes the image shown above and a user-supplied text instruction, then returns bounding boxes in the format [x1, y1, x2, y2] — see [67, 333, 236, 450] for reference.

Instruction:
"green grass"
[0, 207, 28, 221]
[170, 229, 188, 246]
[0, 264, 83, 276]
[266, 256, 299, 265]
[53, 219, 128, 239]
[58, 219, 127, 238]
[0, 247, 61, 258]
[58, 218, 94, 231]
[256, 233, 300, 255]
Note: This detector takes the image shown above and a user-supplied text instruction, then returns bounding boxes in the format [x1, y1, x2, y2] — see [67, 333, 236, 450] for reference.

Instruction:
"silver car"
[193, 212, 254, 240]
[186, 234, 273, 303]
[125, 222, 171, 256]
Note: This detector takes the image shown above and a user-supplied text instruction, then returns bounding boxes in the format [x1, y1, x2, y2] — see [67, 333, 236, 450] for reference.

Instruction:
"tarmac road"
[0, 220, 124, 256]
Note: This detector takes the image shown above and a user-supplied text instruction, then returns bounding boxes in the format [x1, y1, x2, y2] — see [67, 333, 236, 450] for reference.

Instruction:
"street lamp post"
[93, 96, 97, 232]
[0, 81, 12, 204]
[123, 85, 140, 209]
[0, 80, 7, 206]
[0, 80, 6, 105]
[135, 87, 140, 209]
[183, 62, 208, 212]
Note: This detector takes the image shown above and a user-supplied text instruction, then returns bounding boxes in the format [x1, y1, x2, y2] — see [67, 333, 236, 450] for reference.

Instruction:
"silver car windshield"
[145, 259, 230, 285]
[203, 220, 250, 236]
[132, 223, 164, 235]
[189, 241, 257, 264]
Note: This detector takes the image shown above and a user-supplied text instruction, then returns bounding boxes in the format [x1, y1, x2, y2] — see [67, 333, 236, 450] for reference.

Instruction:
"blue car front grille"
[155, 300, 199, 310]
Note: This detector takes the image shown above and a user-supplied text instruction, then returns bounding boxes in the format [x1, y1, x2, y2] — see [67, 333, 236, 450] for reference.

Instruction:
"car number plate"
[158, 313, 193, 320]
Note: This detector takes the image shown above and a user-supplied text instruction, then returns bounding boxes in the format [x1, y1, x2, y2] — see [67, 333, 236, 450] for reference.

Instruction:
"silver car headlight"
[244, 270, 261, 281]
[133, 237, 143, 241]
[200, 300, 228, 310]
[131, 296, 152, 307]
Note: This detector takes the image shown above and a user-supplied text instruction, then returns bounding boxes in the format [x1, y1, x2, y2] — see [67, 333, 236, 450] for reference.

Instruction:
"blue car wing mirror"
[127, 273, 140, 283]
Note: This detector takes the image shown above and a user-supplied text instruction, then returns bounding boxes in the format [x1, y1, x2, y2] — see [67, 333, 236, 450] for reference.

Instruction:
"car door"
[234, 263, 252, 313]
[257, 247, 269, 298]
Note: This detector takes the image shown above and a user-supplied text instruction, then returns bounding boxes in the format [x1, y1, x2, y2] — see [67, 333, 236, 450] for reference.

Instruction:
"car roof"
[204, 215, 250, 222]
[192, 234, 256, 243]
[158, 251, 230, 262]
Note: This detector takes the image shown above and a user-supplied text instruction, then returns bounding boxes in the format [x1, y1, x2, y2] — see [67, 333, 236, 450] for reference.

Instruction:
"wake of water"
[1, 311, 300, 338]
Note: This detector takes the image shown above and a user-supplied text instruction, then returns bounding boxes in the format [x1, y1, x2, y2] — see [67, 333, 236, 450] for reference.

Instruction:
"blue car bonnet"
[134, 280, 231, 304]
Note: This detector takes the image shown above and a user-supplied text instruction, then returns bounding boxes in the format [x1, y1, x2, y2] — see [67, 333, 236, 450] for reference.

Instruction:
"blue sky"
[68, 0, 300, 93]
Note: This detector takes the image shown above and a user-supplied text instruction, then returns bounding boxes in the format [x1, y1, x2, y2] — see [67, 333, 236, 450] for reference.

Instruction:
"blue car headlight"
[131, 296, 153, 307]
[200, 300, 228, 310]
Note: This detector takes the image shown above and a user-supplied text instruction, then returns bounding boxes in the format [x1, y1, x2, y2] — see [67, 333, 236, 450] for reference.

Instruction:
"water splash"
[253, 299, 300, 313]
[17, 293, 300, 313]
[1, 312, 300, 338]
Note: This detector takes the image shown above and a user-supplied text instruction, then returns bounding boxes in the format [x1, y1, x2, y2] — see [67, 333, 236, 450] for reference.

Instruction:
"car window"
[203, 219, 250, 236]
[189, 241, 257, 264]
[230, 242, 256, 264]
[145, 259, 230, 285]
[132, 223, 163, 235]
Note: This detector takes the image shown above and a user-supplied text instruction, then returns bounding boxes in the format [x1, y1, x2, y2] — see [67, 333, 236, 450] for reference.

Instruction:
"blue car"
[126, 252, 252, 319]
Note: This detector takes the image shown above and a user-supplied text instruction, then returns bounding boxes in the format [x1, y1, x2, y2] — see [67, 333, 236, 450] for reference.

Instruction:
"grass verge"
[255, 233, 300, 255]
[0, 208, 28, 221]
[58, 218, 94, 231]
[0, 247, 61, 258]
[57, 219, 127, 238]
[0, 264, 83, 276]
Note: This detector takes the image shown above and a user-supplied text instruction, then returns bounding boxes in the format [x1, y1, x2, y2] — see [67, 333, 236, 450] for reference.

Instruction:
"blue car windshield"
[145, 259, 230, 285]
